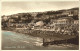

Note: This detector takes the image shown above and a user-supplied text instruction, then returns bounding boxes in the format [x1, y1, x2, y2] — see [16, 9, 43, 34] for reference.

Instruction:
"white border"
[0, 0, 79, 51]
[1, 0, 79, 1]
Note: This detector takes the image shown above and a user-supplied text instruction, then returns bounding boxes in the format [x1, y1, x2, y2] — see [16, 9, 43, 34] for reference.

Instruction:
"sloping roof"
[35, 21, 44, 26]
[58, 17, 74, 20]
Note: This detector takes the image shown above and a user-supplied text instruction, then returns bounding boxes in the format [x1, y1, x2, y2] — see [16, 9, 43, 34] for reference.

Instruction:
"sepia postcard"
[0, 0, 79, 51]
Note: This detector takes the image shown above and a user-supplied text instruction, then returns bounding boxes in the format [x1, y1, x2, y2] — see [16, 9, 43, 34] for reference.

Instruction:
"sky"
[1, 1, 79, 16]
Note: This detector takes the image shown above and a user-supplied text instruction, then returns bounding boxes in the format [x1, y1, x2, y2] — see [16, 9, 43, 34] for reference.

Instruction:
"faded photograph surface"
[1, 1, 79, 50]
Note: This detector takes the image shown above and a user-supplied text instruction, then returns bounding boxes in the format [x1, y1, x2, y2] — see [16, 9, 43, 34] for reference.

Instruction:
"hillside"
[1, 7, 79, 30]
[2, 7, 79, 23]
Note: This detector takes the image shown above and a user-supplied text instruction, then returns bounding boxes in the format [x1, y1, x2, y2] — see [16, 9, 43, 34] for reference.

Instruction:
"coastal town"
[2, 7, 79, 46]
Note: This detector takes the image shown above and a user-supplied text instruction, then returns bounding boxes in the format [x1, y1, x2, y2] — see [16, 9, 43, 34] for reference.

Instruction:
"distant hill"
[2, 7, 79, 24]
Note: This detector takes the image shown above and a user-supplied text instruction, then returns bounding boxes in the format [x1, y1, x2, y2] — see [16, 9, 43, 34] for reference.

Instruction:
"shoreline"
[2, 29, 78, 39]
[2, 30, 79, 46]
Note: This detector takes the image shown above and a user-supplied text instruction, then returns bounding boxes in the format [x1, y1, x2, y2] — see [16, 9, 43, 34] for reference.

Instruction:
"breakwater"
[43, 36, 79, 46]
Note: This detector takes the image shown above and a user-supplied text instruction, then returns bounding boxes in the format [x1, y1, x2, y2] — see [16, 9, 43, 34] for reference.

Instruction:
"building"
[74, 20, 79, 24]
[49, 17, 74, 32]
[35, 21, 44, 26]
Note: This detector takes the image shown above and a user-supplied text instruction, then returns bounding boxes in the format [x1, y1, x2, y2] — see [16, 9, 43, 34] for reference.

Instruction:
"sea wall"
[14, 29, 78, 40]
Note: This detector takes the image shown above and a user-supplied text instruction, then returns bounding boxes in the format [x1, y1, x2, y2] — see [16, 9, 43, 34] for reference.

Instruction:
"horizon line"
[2, 7, 79, 16]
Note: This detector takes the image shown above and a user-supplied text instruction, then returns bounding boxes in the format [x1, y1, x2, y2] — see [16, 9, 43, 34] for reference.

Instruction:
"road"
[2, 31, 79, 50]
